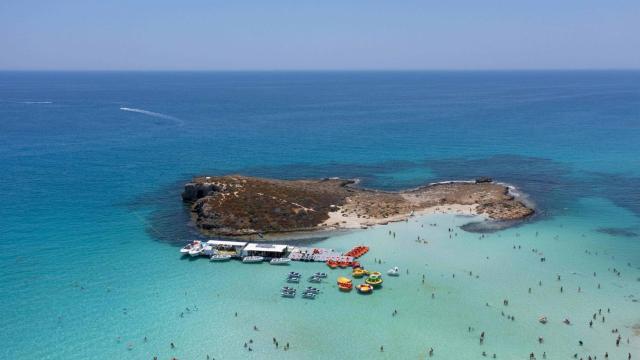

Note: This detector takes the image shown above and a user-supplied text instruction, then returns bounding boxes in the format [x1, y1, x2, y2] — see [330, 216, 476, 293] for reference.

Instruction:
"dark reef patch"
[595, 227, 639, 238]
[124, 179, 204, 245]
[132, 154, 640, 243]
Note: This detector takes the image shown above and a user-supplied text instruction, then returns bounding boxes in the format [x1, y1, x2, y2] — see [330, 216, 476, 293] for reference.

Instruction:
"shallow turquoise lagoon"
[1, 71, 639, 359]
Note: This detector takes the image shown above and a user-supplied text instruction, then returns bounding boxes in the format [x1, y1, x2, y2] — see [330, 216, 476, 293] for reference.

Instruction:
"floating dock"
[181, 240, 359, 263]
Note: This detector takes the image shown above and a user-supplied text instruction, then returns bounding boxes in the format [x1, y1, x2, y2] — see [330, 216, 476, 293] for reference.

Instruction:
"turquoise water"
[1, 71, 639, 359]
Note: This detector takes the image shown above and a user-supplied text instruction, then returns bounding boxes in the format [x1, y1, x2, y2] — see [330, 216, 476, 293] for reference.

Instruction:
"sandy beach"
[322, 203, 480, 228]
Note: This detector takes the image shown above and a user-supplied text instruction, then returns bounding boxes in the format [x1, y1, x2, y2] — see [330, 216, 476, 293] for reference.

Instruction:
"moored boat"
[181, 240, 202, 255]
[188, 241, 204, 257]
[302, 291, 317, 299]
[242, 256, 264, 263]
[270, 258, 291, 265]
[210, 254, 231, 262]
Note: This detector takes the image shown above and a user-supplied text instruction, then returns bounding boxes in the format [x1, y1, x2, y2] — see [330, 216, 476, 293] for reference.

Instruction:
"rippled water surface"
[1, 71, 639, 359]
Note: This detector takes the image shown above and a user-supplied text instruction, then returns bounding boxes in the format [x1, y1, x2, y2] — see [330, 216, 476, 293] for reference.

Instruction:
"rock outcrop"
[182, 175, 534, 238]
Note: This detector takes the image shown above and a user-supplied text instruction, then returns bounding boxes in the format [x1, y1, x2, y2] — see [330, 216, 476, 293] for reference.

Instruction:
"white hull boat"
[270, 258, 291, 265]
[242, 256, 264, 263]
[180, 240, 202, 255]
[387, 266, 400, 276]
[210, 254, 231, 262]
[180, 240, 202, 256]
[302, 292, 316, 299]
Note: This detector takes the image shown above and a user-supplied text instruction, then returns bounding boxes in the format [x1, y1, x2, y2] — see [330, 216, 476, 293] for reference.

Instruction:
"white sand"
[321, 203, 480, 229]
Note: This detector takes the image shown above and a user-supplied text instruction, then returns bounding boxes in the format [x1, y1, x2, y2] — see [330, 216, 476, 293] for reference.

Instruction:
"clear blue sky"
[1, 0, 639, 70]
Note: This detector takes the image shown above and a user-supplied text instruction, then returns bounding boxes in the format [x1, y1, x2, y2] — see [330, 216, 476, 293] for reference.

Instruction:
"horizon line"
[1, 68, 639, 73]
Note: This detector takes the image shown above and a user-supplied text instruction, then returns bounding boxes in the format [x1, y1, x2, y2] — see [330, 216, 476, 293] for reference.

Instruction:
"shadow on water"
[595, 227, 638, 238]
[127, 154, 640, 244]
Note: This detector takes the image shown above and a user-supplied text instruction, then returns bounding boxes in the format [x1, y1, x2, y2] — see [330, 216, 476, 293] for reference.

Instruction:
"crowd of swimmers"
[137, 222, 637, 359]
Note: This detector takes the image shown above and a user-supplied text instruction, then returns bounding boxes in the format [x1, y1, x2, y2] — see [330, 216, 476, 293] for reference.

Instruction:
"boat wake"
[20, 101, 53, 104]
[119, 107, 184, 126]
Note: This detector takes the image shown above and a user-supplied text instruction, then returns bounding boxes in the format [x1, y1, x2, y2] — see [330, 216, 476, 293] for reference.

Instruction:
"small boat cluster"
[181, 240, 342, 265]
[183, 240, 398, 296]
[281, 272, 327, 299]
[332, 260, 399, 295]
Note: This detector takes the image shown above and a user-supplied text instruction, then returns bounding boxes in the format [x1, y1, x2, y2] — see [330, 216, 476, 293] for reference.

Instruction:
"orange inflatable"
[344, 246, 369, 258]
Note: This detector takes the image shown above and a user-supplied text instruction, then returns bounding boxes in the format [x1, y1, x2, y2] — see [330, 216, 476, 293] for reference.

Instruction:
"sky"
[0, 0, 639, 70]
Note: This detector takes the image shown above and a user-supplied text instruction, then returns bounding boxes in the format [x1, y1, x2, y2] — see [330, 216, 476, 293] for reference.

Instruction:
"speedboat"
[313, 272, 327, 278]
[387, 267, 400, 276]
[180, 240, 201, 255]
[281, 286, 296, 292]
[242, 256, 264, 263]
[287, 276, 300, 283]
[288, 272, 301, 277]
[188, 241, 204, 257]
[210, 254, 231, 262]
[539, 316, 548, 324]
[270, 258, 291, 265]
[305, 287, 320, 294]
[308, 276, 322, 283]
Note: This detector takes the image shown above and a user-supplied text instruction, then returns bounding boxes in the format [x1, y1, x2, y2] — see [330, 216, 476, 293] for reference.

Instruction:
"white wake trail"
[119, 107, 184, 126]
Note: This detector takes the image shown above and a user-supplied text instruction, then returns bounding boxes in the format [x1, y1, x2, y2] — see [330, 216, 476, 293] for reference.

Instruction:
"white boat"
[202, 245, 215, 256]
[180, 240, 201, 255]
[302, 292, 317, 299]
[210, 254, 231, 262]
[242, 256, 264, 263]
[539, 316, 548, 324]
[281, 286, 296, 298]
[270, 258, 291, 265]
[387, 266, 400, 276]
[188, 241, 204, 257]
[313, 272, 327, 278]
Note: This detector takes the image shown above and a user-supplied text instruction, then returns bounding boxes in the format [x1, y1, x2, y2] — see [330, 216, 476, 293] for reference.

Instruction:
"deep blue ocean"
[1, 71, 639, 359]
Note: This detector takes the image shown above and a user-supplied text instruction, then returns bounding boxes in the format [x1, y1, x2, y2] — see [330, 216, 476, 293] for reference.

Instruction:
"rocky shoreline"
[182, 175, 534, 239]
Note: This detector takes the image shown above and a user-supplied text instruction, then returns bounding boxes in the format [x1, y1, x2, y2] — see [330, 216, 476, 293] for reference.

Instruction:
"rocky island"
[182, 175, 534, 239]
